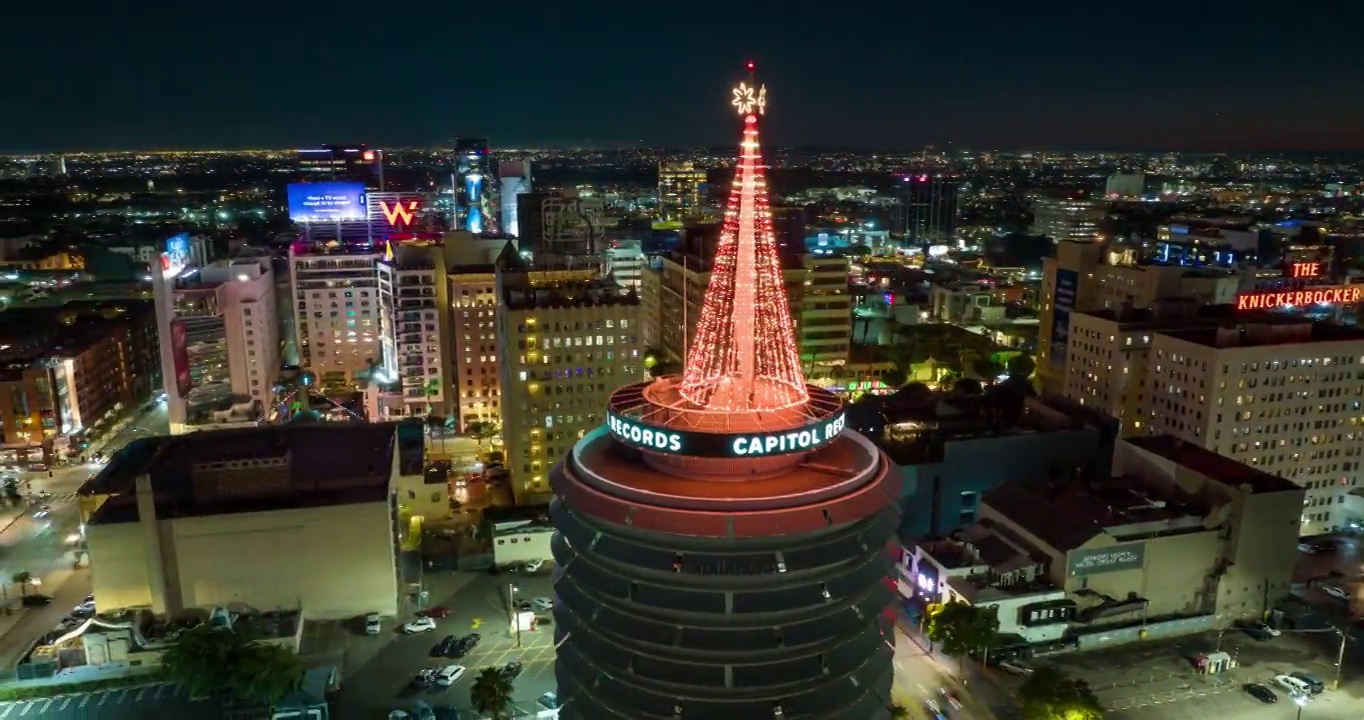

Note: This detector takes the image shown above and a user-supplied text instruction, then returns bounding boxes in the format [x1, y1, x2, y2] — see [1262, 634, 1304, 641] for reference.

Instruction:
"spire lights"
[679, 70, 808, 413]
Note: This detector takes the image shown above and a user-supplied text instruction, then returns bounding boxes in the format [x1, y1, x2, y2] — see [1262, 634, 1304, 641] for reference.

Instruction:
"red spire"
[679, 73, 808, 413]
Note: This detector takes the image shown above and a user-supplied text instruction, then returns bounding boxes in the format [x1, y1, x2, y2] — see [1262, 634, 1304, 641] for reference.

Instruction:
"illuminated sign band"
[1236, 286, 1362, 311]
[606, 410, 847, 459]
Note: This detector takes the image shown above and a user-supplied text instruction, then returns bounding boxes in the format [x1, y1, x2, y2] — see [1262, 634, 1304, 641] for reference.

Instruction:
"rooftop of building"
[501, 277, 639, 311]
[0, 301, 153, 379]
[983, 471, 1209, 552]
[80, 423, 400, 525]
[1161, 319, 1364, 349]
[1124, 435, 1301, 494]
[1074, 300, 1241, 327]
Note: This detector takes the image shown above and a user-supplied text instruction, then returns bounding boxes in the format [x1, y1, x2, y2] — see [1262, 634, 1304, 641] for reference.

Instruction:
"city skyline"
[5, 1, 1364, 153]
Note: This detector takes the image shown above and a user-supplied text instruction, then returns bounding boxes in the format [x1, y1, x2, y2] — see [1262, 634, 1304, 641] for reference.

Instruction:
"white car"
[531, 597, 554, 612]
[401, 617, 438, 634]
[1273, 674, 1311, 697]
[365, 613, 382, 636]
[998, 660, 1034, 676]
[434, 664, 466, 687]
[1323, 585, 1351, 601]
[523, 558, 546, 573]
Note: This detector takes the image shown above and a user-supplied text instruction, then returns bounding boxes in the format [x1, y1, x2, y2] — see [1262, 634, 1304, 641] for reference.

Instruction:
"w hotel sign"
[367, 192, 432, 230]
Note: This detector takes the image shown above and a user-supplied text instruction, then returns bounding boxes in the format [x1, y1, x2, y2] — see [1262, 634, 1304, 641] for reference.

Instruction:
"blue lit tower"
[550, 65, 901, 720]
[454, 138, 494, 233]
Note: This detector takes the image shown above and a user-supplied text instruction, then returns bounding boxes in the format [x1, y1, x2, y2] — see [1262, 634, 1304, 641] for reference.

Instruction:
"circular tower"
[550, 67, 902, 720]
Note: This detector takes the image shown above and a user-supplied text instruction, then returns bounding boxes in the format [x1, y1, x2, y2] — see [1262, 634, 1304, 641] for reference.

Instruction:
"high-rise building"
[799, 255, 852, 366]
[454, 138, 494, 233]
[604, 239, 645, 290]
[288, 241, 385, 385]
[551, 70, 899, 720]
[448, 238, 514, 431]
[498, 161, 532, 237]
[372, 241, 451, 418]
[497, 264, 642, 502]
[656, 161, 708, 223]
[296, 144, 383, 187]
[893, 174, 959, 246]
[1031, 195, 1105, 243]
[153, 236, 278, 432]
[1142, 320, 1364, 536]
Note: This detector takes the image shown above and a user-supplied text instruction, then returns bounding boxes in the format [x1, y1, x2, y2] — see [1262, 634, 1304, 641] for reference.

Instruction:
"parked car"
[408, 669, 434, 691]
[402, 617, 438, 634]
[523, 559, 546, 573]
[433, 635, 457, 657]
[419, 606, 452, 619]
[412, 700, 435, 720]
[1322, 585, 1351, 601]
[433, 665, 466, 687]
[513, 599, 532, 612]
[998, 660, 1033, 676]
[450, 633, 480, 658]
[1244, 683, 1277, 704]
[1273, 674, 1311, 697]
[1298, 543, 1318, 554]
[1241, 622, 1279, 640]
[365, 613, 382, 636]
[538, 692, 561, 710]
[500, 660, 524, 682]
[937, 687, 962, 710]
[531, 597, 554, 612]
[21, 594, 52, 607]
[1291, 671, 1325, 695]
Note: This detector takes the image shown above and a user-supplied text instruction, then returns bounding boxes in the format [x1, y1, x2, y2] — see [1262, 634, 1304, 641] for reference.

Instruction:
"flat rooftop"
[984, 476, 1207, 552]
[1162, 320, 1364, 349]
[81, 423, 399, 525]
[1125, 435, 1301, 494]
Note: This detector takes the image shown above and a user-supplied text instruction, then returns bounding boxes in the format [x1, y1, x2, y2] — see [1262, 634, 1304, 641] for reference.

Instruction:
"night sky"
[5, 0, 1364, 152]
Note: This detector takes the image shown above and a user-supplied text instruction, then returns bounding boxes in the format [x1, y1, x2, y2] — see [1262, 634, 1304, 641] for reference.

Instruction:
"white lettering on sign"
[607, 414, 682, 452]
[731, 413, 847, 457]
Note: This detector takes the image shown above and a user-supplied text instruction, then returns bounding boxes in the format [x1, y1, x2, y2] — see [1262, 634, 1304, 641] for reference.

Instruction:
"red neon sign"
[379, 199, 420, 227]
[1287, 262, 1322, 278]
[1236, 286, 1362, 310]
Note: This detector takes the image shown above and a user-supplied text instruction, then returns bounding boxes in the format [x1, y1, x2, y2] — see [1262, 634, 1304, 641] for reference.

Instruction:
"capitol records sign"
[1066, 542, 1146, 578]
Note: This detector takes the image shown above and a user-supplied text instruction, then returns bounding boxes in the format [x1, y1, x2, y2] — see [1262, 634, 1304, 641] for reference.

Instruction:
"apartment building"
[799, 255, 852, 366]
[288, 242, 385, 385]
[498, 268, 642, 502]
[1144, 320, 1364, 535]
[375, 242, 449, 418]
[1030, 196, 1105, 243]
[657, 161, 708, 223]
[1063, 301, 1234, 436]
[605, 240, 646, 290]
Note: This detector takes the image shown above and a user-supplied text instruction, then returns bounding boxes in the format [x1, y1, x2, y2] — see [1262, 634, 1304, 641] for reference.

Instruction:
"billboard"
[161, 233, 191, 276]
[1050, 269, 1079, 362]
[169, 319, 192, 398]
[1066, 541, 1145, 578]
[606, 410, 846, 459]
[287, 182, 367, 223]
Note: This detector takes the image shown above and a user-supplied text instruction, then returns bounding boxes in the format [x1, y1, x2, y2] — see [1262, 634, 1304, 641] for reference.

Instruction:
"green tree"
[470, 666, 515, 718]
[1018, 666, 1104, 720]
[465, 421, 501, 446]
[160, 625, 304, 705]
[882, 368, 908, 389]
[926, 601, 1000, 669]
[888, 703, 912, 719]
[972, 355, 1003, 382]
[1007, 353, 1037, 380]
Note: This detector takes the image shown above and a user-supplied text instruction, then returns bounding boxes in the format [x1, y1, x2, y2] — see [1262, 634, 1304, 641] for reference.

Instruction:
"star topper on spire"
[731, 82, 767, 116]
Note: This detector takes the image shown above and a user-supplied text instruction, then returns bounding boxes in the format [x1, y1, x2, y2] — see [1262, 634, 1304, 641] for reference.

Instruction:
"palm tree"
[470, 666, 515, 718]
[888, 704, 912, 720]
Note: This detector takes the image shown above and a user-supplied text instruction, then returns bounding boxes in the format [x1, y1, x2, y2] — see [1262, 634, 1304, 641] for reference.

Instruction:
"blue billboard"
[1050, 269, 1079, 363]
[287, 183, 367, 223]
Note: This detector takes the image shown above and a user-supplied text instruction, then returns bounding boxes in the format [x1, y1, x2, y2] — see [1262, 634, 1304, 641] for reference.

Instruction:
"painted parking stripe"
[16, 703, 32, 717]
[154, 683, 169, 698]
[57, 697, 71, 710]
[0, 703, 16, 719]
[116, 689, 129, 703]
[98, 692, 111, 706]
[32, 700, 50, 714]
[135, 687, 147, 701]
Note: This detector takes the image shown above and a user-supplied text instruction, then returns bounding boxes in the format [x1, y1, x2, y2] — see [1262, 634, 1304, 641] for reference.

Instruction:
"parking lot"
[334, 569, 558, 719]
[0, 681, 260, 720]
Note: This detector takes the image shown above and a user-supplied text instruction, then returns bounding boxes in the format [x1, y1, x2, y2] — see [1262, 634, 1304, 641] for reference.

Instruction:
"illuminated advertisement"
[606, 410, 846, 458]
[378, 198, 421, 227]
[1067, 542, 1145, 577]
[1236, 286, 1362, 310]
[287, 182, 367, 223]
[1050, 269, 1079, 360]
[170, 319, 192, 398]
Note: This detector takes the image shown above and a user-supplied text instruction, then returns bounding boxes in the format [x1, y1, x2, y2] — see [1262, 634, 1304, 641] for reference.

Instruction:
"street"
[0, 403, 167, 674]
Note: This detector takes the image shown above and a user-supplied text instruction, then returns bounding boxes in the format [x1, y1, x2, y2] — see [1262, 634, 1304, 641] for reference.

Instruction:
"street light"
[1294, 694, 1307, 720]
[508, 582, 521, 648]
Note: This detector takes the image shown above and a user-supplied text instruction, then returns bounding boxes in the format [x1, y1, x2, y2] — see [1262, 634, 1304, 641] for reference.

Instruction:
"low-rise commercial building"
[904, 435, 1303, 650]
[81, 423, 407, 620]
